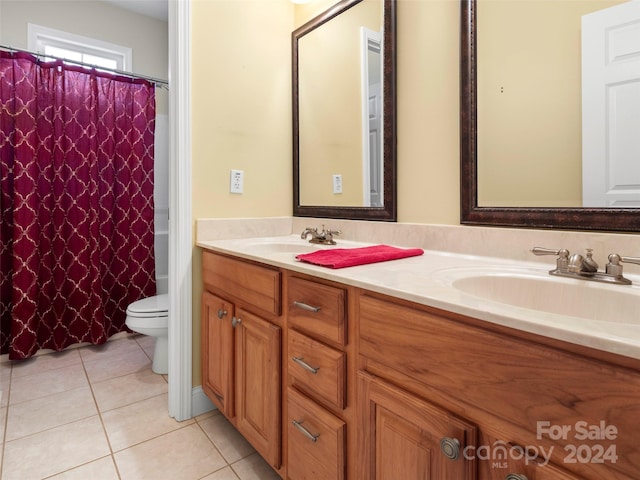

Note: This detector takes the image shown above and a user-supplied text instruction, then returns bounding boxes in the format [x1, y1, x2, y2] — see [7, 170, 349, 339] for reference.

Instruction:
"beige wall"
[190, 0, 461, 386]
[396, 0, 460, 224]
[478, 0, 624, 207]
[299, 1, 381, 206]
[190, 0, 295, 385]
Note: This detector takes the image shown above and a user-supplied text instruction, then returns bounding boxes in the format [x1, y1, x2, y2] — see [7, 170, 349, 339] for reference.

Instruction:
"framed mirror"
[461, 0, 640, 232]
[293, 0, 396, 221]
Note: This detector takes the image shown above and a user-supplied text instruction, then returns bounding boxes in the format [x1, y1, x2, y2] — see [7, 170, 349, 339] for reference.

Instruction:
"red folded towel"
[295, 245, 424, 269]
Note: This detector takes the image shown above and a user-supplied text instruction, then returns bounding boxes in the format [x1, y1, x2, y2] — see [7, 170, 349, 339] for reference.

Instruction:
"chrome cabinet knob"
[231, 316, 242, 328]
[505, 474, 528, 480]
[440, 437, 461, 460]
[217, 309, 227, 319]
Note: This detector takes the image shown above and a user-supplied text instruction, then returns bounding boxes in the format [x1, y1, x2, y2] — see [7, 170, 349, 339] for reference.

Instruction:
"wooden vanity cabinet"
[357, 290, 640, 480]
[201, 251, 283, 471]
[202, 249, 639, 480]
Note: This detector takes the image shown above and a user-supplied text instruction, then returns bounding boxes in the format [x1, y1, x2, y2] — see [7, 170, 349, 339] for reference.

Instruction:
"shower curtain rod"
[0, 44, 169, 88]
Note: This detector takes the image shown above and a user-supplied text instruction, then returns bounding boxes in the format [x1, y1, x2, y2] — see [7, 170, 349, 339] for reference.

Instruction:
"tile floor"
[0, 335, 280, 480]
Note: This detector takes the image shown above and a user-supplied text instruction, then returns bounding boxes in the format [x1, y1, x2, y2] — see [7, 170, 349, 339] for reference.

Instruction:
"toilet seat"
[126, 294, 168, 318]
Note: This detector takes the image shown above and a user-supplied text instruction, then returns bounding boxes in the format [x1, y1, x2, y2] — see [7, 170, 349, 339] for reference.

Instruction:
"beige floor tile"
[78, 335, 141, 362]
[2, 416, 110, 480]
[10, 349, 81, 379]
[201, 466, 241, 480]
[0, 355, 10, 367]
[47, 456, 119, 480]
[92, 367, 168, 412]
[0, 405, 6, 443]
[114, 423, 227, 480]
[8, 362, 88, 405]
[199, 412, 255, 464]
[83, 347, 151, 383]
[135, 334, 156, 359]
[102, 393, 193, 451]
[1, 363, 9, 475]
[230, 452, 280, 480]
[195, 408, 219, 422]
[5, 385, 97, 441]
[0, 367, 9, 408]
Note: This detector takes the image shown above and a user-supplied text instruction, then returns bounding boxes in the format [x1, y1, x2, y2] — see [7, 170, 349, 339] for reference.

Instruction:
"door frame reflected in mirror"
[460, 0, 640, 232]
[293, 0, 397, 221]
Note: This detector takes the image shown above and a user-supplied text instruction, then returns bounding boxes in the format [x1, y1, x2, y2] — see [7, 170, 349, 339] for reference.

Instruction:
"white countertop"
[197, 234, 640, 361]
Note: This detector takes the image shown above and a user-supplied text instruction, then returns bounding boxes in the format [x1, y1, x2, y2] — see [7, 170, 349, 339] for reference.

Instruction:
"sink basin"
[436, 267, 640, 324]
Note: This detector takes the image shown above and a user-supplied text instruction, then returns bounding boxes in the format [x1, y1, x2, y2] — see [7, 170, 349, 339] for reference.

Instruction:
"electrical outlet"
[332, 174, 343, 194]
[230, 169, 244, 194]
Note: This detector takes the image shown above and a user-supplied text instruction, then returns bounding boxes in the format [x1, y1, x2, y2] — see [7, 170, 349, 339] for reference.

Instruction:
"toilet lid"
[126, 294, 168, 317]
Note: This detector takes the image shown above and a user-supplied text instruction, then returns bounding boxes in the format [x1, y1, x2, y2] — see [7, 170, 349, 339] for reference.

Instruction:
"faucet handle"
[531, 247, 570, 271]
[531, 247, 569, 257]
[606, 254, 640, 277]
[620, 255, 640, 266]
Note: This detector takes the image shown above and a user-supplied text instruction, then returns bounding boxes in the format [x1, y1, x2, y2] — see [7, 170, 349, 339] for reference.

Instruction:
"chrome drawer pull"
[292, 419, 320, 443]
[292, 356, 319, 374]
[293, 301, 321, 313]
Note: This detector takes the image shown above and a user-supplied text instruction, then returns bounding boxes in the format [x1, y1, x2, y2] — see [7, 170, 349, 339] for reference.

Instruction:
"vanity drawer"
[202, 251, 281, 315]
[287, 387, 346, 480]
[288, 329, 346, 410]
[288, 276, 346, 347]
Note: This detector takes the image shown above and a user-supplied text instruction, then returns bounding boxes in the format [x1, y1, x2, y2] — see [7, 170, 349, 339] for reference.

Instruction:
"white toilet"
[125, 294, 168, 374]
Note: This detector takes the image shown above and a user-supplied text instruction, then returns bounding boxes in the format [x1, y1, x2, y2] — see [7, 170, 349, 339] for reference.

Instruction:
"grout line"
[1, 393, 98, 444]
[192, 414, 232, 473]
[3, 338, 229, 480]
[80, 341, 122, 480]
[40, 455, 114, 480]
[8, 350, 83, 383]
[0, 360, 12, 480]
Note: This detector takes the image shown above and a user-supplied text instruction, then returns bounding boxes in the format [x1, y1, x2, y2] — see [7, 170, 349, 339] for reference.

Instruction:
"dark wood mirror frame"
[293, 0, 397, 222]
[460, 0, 640, 232]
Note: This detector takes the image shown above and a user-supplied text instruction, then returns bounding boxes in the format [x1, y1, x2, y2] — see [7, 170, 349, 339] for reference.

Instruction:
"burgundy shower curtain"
[0, 51, 157, 359]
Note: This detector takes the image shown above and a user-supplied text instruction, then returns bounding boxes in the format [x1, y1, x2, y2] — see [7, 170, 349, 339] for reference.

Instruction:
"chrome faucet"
[300, 225, 341, 245]
[531, 247, 640, 285]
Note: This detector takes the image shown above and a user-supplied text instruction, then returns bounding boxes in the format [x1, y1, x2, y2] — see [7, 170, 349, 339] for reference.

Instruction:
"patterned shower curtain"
[0, 51, 157, 359]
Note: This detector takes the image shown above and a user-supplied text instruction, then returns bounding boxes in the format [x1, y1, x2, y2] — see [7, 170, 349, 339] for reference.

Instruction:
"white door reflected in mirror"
[361, 26, 383, 207]
[582, 1, 640, 208]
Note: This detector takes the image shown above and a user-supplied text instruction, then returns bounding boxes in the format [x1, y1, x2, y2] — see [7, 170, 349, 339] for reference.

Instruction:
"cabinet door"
[358, 372, 477, 480]
[235, 307, 282, 469]
[477, 432, 583, 480]
[480, 463, 581, 480]
[535, 463, 583, 480]
[202, 292, 235, 418]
